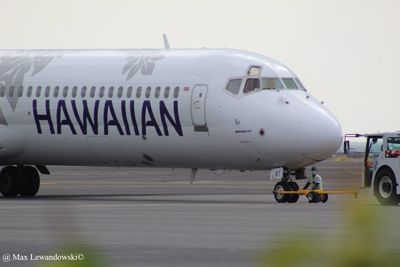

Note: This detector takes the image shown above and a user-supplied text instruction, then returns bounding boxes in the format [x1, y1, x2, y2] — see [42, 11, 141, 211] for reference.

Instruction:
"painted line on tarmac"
[41, 182, 271, 189]
[0, 202, 277, 210]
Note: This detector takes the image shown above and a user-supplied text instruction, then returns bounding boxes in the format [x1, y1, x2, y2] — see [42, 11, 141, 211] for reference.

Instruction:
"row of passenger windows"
[226, 77, 306, 95]
[0, 85, 181, 99]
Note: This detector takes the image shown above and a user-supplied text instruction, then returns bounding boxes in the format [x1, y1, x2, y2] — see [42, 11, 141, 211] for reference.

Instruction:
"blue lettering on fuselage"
[32, 100, 183, 136]
[71, 100, 99, 135]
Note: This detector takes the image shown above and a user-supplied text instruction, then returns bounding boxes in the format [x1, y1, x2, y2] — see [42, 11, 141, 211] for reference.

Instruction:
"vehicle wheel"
[19, 166, 40, 197]
[321, 194, 329, 203]
[273, 182, 290, 203]
[375, 169, 400, 205]
[307, 192, 314, 203]
[288, 182, 299, 203]
[307, 192, 321, 203]
[0, 166, 19, 198]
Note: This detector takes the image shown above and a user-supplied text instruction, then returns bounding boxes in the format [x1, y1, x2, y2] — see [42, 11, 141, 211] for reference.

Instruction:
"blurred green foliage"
[260, 198, 400, 267]
[39, 242, 104, 267]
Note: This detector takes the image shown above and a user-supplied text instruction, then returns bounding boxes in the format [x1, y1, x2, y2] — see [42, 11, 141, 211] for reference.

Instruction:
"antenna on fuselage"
[163, 33, 171, 50]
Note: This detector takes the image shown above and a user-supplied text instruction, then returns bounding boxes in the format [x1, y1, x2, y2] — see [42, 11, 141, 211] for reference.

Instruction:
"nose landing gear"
[273, 182, 300, 203]
[273, 169, 300, 203]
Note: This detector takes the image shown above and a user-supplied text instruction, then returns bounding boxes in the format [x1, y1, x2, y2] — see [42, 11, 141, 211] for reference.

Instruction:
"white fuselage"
[0, 49, 342, 170]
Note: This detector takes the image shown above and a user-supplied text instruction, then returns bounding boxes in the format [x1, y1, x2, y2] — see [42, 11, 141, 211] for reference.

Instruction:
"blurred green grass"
[259, 197, 399, 267]
[39, 243, 104, 267]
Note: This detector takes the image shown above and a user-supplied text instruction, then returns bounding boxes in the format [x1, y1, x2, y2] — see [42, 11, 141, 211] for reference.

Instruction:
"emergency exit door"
[191, 85, 208, 132]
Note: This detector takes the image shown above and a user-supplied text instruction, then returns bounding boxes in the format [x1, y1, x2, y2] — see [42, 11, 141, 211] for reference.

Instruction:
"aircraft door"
[191, 84, 208, 132]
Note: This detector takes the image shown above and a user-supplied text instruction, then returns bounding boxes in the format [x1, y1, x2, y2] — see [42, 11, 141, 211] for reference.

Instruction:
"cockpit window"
[247, 66, 261, 76]
[295, 78, 307, 91]
[243, 78, 260, 93]
[226, 79, 242, 95]
[282, 78, 299, 89]
[262, 78, 284, 90]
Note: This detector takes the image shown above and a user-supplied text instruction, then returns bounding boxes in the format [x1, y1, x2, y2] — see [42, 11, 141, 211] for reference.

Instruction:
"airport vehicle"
[344, 132, 400, 205]
[0, 37, 342, 198]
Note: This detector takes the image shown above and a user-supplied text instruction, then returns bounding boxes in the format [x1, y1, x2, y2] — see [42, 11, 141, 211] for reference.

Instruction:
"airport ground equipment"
[272, 188, 358, 203]
[344, 132, 400, 205]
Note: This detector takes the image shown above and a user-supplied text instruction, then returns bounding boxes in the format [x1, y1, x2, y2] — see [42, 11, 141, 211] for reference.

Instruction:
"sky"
[0, 0, 399, 134]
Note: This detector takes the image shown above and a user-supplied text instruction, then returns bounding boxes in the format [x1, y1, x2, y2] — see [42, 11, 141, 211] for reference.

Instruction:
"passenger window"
[136, 87, 142, 98]
[90, 87, 96, 98]
[63, 86, 69, 97]
[145, 87, 151, 98]
[127, 87, 133, 98]
[226, 79, 242, 95]
[99, 86, 105, 98]
[0, 86, 4, 97]
[9, 86, 14, 97]
[27, 86, 32, 97]
[155, 87, 161, 98]
[262, 78, 284, 90]
[54, 86, 60, 97]
[18, 86, 24, 97]
[173, 86, 180, 98]
[118, 86, 123, 98]
[164, 87, 170, 98]
[45, 86, 50, 97]
[243, 78, 260, 93]
[282, 78, 298, 89]
[295, 78, 307, 91]
[72, 86, 77, 98]
[108, 87, 114, 98]
[36, 86, 42, 97]
[81, 86, 87, 98]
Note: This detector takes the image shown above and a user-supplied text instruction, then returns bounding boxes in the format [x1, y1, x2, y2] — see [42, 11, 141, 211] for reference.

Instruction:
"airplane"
[0, 36, 342, 199]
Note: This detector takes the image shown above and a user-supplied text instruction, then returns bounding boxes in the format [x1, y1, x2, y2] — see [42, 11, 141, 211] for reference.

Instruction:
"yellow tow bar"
[273, 189, 358, 198]
[272, 189, 359, 203]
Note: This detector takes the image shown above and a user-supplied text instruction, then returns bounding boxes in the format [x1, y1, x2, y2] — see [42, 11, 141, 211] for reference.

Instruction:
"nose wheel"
[273, 181, 299, 203]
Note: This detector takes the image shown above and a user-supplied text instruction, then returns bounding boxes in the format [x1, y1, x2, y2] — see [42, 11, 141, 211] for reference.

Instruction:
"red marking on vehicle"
[385, 150, 400, 158]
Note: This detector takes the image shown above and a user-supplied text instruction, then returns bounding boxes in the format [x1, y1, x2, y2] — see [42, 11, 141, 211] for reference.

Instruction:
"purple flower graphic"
[122, 54, 165, 80]
[0, 52, 56, 111]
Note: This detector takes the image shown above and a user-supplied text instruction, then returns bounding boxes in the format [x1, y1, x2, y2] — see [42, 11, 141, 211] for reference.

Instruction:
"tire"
[307, 192, 321, 203]
[19, 166, 40, 197]
[273, 182, 291, 203]
[307, 192, 314, 203]
[0, 166, 19, 198]
[375, 169, 400, 205]
[287, 182, 299, 203]
[321, 194, 329, 203]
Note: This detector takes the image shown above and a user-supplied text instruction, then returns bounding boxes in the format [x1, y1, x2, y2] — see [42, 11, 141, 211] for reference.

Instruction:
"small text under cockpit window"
[282, 78, 298, 89]
[243, 78, 260, 94]
[226, 79, 242, 95]
[262, 78, 283, 90]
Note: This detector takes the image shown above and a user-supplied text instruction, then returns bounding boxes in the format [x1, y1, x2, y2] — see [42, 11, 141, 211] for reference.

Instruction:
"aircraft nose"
[303, 107, 343, 160]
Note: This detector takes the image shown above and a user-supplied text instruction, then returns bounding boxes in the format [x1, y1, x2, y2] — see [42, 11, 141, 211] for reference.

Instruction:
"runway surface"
[0, 159, 399, 267]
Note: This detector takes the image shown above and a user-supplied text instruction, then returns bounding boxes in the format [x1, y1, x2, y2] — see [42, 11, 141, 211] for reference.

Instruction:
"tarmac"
[0, 159, 399, 267]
